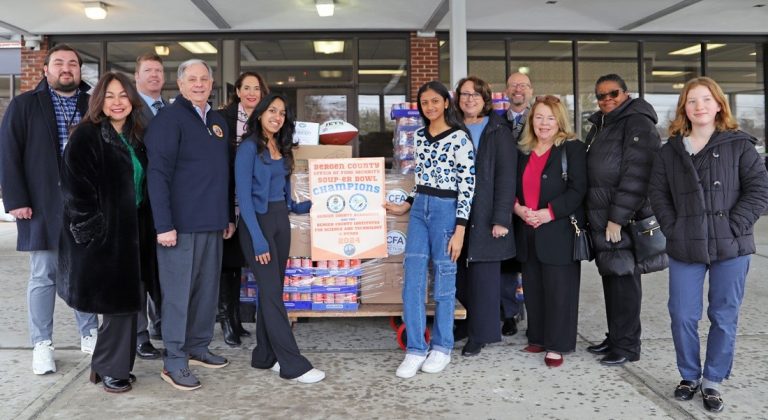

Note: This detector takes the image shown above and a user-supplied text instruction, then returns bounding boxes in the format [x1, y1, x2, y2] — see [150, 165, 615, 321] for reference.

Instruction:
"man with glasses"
[0, 44, 98, 375]
[498, 72, 534, 337]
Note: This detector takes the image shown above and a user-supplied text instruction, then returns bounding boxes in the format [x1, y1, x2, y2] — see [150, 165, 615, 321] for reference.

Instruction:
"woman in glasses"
[584, 73, 664, 366]
[216, 71, 269, 346]
[648, 77, 768, 413]
[452, 76, 516, 358]
[514, 95, 586, 367]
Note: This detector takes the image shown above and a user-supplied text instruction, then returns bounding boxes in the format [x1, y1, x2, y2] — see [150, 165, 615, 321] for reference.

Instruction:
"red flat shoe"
[544, 352, 563, 368]
[521, 344, 545, 353]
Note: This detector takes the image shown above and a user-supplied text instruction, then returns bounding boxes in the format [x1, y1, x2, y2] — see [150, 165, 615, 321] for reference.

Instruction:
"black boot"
[218, 271, 241, 346]
[229, 269, 250, 337]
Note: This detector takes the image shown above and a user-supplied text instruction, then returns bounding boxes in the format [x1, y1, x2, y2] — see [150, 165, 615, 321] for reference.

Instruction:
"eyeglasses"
[595, 89, 623, 101]
[507, 83, 531, 90]
[534, 95, 561, 104]
[459, 91, 482, 100]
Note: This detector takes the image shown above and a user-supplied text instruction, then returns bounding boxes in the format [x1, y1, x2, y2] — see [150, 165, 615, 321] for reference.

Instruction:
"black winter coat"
[57, 121, 158, 315]
[0, 79, 90, 251]
[515, 140, 588, 266]
[465, 112, 517, 262]
[585, 98, 663, 276]
[217, 103, 245, 269]
[648, 130, 768, 264]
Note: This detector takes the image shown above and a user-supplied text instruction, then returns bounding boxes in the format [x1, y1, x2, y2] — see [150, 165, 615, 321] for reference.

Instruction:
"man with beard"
[499, 72, 534, 337]
[133, 52, 166, 360]
[0, 44, 98, 375]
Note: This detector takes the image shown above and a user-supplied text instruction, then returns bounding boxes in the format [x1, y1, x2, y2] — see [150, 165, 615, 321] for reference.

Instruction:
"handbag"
[628, 215, 666, 262]
[561, 148, 594, 261]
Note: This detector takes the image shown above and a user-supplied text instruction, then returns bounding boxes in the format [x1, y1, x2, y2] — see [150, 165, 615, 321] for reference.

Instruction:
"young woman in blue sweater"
[235, 93, 323, 384]
[386, 81, 476, 378]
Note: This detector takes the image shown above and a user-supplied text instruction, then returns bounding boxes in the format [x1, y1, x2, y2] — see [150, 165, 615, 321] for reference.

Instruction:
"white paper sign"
[294, 121, 320, 145]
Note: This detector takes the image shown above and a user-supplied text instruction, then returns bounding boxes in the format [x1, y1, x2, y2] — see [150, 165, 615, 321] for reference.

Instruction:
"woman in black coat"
[648, 77, 768, 413]
[453, 76, 516, 357]
[58, 72, 156, 393]
[216, 71, 269, 345]
[513, 95, 587, 367]
[584, 74, 663, 366]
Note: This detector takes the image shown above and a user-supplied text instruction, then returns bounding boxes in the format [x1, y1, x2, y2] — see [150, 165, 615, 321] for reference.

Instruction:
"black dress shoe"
[501, 318, 518, 336]
[599, 352, 638, 365]
[89, 371, 132, 393]
[587, 339, 610, 355]
[461, 340, 485, 357]
[128, 373, 136, 383]
[137, 341, 161, 359]
[701, 388, 724, 412]
[673, 380, 699, 401]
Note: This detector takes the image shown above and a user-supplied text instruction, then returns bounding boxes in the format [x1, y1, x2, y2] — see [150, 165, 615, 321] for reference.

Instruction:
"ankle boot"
[218, 272, 241, 346]
[229, 269, 250, 337]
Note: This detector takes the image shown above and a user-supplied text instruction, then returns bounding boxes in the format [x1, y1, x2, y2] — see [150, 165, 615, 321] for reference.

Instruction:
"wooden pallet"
[287, 302, 467, 321]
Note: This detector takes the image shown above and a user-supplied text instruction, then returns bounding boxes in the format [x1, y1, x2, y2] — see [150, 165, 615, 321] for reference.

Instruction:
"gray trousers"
[28, 250, 98, 345]
[157, 231, 222, 371]
[136, 281, 161, 343]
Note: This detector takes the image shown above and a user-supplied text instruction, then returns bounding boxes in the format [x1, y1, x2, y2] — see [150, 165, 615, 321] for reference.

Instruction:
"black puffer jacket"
[648, 130, 768, 264]
[585, 98, 662, 276]
[465, 112, 517, 262]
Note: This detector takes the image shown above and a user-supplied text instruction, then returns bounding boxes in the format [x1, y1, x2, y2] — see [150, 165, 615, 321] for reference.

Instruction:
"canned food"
[349, 259, 361, 267]
[338, 259, 349, 268]
[290, 292, 301, 301]
[290, 257, 302, 268]
[284, 276, 290, 286]
[283, 293, 290, 301]
[347, 276, 357, 285]
[301, 257, 312, 268]
[312, 293, 323, 303]
[315, 260, 328, 268]
[335, 276, 346, 286]
[328, 259, 339, 269]
[301, 293, 311, 301]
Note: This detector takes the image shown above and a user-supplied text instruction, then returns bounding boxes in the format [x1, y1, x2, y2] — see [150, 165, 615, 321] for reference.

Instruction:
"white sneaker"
[421, 350, 450, 373]
[80, 328, 98, 355]
[294, 368, 325, 384]
[32, 340, 56, 375]
[270, 362, 280, 373]
[396, 354, 427, 379]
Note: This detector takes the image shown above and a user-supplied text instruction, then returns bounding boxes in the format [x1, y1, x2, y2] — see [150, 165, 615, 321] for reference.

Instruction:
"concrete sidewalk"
[1, 219, 767, 419]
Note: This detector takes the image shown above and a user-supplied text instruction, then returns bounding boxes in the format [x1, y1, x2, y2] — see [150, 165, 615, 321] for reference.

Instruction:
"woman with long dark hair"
[649, 77, 768, 412]
[235, 93, 324, 383]
[58, 72, 157, 393]
[216, 71, 269, 345]
[386, 81, 475, 378]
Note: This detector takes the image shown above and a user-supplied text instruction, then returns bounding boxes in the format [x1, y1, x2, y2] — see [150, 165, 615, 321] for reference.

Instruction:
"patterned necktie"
[515, 113, 524, 126]
[152, 100, 164, 113]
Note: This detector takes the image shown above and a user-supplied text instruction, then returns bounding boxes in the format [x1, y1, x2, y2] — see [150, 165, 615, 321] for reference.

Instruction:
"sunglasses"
[596, 89, 622, 101]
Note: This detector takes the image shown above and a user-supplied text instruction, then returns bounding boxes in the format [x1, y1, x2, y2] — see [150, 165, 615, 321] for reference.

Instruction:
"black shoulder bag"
[561, 147, 593, 261]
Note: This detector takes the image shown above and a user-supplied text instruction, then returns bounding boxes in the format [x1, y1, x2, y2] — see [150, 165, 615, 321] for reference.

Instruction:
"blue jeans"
[28, 250, 98, 345]
[668, 255, 750, 383]
[402, 193, 458, 356]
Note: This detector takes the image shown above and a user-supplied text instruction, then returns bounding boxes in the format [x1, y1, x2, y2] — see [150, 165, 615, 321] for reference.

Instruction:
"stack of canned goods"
[282, 257, 362, 310]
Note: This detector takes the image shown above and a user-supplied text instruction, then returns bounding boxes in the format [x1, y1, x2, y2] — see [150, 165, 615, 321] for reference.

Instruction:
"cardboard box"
[385, 220, 408, 263]
[289, 214, 311, 257]
[293, 145, 352, 172]
[360, 262, 404, 304]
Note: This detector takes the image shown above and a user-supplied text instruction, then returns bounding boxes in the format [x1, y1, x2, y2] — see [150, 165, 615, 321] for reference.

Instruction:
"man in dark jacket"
[133, 52, 166, 360]
[584, 73, 662, 366]
[0, 44, 98, 375]
[146, 58, 235, 391]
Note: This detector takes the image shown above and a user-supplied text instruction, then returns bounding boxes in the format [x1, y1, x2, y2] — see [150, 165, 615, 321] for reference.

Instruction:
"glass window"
[643, 42, 703, 138]
[707, 43, 765, 148]
[57, 42, 101, 91]
[241, 39, 353, 87]
[577, 41, 638, 139]
[0, 75, 12, 123]
[508, 40, 575, 132]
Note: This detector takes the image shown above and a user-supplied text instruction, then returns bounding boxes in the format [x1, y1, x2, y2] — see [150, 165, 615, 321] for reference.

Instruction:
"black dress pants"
[521, 230, 581, 353]
[456, 259, 502, 344]
[239, 201, 312, 380]
[91, 313, 137, 380]
[601, 270, 642, 359]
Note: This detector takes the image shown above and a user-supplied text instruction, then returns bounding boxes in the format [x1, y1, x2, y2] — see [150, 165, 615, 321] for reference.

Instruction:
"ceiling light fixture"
[313, 40, 344, 54]
[652, 70, 685, 77]
[669, 43, 725, 56]
[154, 45, 170, 56]
[749, 52, 757, 56]
[549, 40, 609, 44]
[178, 41, 218, 54]
[518, 66, 530, 74]
[84, 2, 108, 20]
[358, 69, 406, 75]
[672, 83, 685, 89]
[315, 0, 335, 17]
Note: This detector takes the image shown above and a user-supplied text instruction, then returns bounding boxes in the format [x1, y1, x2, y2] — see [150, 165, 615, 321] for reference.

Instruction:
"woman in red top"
[513, 96, 587, 367]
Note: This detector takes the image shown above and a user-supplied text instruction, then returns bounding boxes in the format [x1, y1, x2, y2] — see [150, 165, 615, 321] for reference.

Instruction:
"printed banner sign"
[309, 157, 387, 260]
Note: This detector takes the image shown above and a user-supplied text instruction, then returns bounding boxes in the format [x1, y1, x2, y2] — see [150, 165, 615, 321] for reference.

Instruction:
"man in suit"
[0, 44, 98, 375]
[146, 59, 235, 391]
[500, 71, 534, 336]
[133, 52, 166, 360]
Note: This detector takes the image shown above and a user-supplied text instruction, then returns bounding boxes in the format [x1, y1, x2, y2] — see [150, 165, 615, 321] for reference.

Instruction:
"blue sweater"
[145, 95, 230, 234]
[235, 138, 311, 255]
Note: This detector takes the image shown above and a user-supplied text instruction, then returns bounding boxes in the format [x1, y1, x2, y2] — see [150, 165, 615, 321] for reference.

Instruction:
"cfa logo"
[386, 189, 408, 205]
[387, 230, 406, 256]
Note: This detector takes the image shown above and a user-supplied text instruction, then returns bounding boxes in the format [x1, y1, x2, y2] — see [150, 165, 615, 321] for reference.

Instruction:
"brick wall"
[19, 36, 49, 93]
[409, 33, 439, 100]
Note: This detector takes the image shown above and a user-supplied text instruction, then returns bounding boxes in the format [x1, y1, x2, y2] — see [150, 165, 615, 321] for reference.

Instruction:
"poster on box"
[309, 157, 387, 260]
[293, 121, 320, 145]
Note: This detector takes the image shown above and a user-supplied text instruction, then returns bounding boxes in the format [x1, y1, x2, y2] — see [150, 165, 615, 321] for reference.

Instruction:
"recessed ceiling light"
[276, 81, 284, 85]
[669, 43, 725, 56]
[652, 70, 686, 76]
[154, 45, 170, 56]
[178, 41, 217, 54]
[83, 2, 108, 20]
[313, 41, 344, 54]
[358, 69, 406, 75]
[518, 66, 530, 74]
[316, 0, 334, 17]
[672, 83, 685, 89]
[749, 52, 757, 56]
